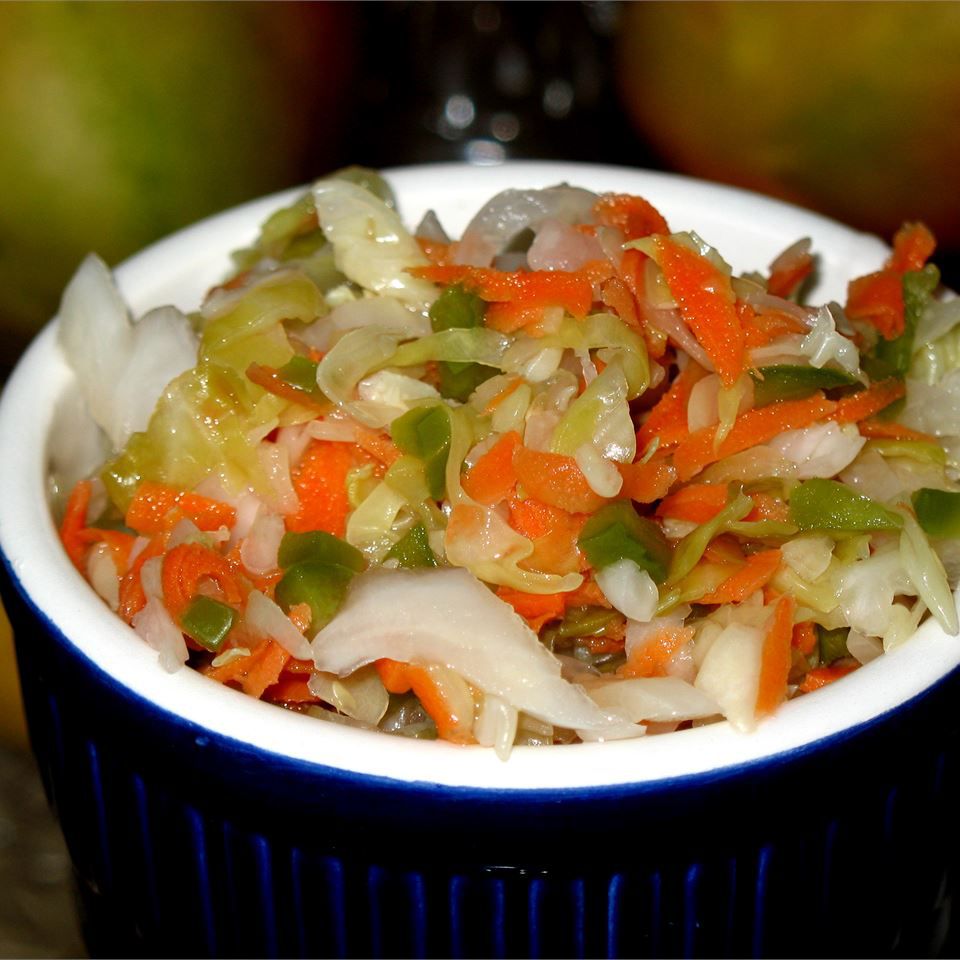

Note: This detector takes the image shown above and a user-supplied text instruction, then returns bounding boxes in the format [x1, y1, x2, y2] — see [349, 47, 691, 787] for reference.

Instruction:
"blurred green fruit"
[0, 1, 354, 361]
[617, 2, 960, 248]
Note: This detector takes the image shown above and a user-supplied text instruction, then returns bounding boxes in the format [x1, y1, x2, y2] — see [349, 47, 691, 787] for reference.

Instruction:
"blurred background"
[1, 1, 958, 954]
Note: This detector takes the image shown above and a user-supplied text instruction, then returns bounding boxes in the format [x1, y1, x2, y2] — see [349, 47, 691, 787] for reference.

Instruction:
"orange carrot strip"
[161, 542, 243, 620]
[740, 301, 810, 348]
[830, 378, 906, 425]
[60, 480, 93, 571]
[264, 676, 319, 703]
[593, 193, 669, 240]
[286, 440, 353, 536]
[512, 445, 609, 514]
[506, 495, 586, 576]
[599, 276, 640, 329]
[117, 536, 166, 623]
[887, 222, 936, 274]
[756, 594, 797, 716]
[125, 481, 237, 536]
[618, 454, 677, 504]
[374, 659, 473, 744]
[652, 235, 745, 387]
[416, 237, 452, 265]
[205, 639, 290, 699]
[656, 483, 729, 524]
[410, 264, 595, 318]
[246, 363, 326, 411]
[496, 586, 566, 632]
[799, 662, 859, 693]
[791, 620, 818, 656]
[673, 393, 837, 482]
[698, 549, 783, 606]
[857, 419, 937, 443]
[845, 271, 905, 339]
[351, 425, 401, 467]
[617, 625, 694, 679]
[637, 362, 707, 450]
[767, 254, 814, 300]
[462, 431, 521, 505]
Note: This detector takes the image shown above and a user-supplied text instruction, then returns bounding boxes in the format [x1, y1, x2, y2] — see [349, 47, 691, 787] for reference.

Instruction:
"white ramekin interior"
[2, 162, 957, 791]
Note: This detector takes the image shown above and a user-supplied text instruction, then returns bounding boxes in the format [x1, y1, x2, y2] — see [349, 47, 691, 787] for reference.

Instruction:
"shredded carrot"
[205, 639, 290, 699]
[746, 492, 791, 523]
[637, 362, 707, 450]
[461, 431, 521, 505]
[799, 662, 859, 693]
[791, 620, 818, 656]
[830, 378, 906, 425]
[60, 480, 93, 571]
[698, 549, 783, 606]
[887, 222, 936, 274]
[755, 594, 797, 716]
[246, 363, 326, 411]
[739, 301, 810, 348]
[651, 235, 745, 387]
[599, 276, 640, 329]
[673, 393, 837, 482]
[264, 676, 319, 703]
[618, 453, 677, 504]
[117, 536, 165, 623]
[286, 440, 353, 536]
[593, 193, 669, 240]
[512, 445, 609, 514]
[506, 496, 585, 576]
[767, 253, 814, 300]
[409, 264, 596, 318]
[656, 483, 729, 524]
[562, 577, 612, 609]
[374, 659, 474, 744]
[349, 424, 401, 467]
[161, 541, 243, 620]
[124, 481, 236, 536]
[617, 625, 694, 679]
[845, 271, 905, 339]
[496, 586, 566, 632]
[857, 419, 937, 443]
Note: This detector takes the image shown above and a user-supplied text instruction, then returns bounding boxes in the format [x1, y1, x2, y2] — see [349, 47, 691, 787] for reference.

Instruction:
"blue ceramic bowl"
[1, 163, 959, 958]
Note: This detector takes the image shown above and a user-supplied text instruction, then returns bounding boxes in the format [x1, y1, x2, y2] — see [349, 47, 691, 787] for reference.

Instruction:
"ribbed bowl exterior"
[4, 563, 960, 960]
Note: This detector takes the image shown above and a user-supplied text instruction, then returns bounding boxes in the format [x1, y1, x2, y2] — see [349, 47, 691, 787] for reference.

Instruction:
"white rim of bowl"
[1, 161, 958, 792]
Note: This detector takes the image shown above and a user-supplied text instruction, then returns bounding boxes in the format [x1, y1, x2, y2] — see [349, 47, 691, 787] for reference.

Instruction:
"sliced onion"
[132, 582, 189, 675]
[311, 567, 623, 731]
[245, 590, 313, 660]
[240, 507, 285, 576]
[454, 185, 598, 267]
[308, 664, 389, 726]
[474, 692, 519, 761]
[693, 622, 764, 732]
[574, 443, 623, 498]
[526, 218, 605, 271]
[595, 560, 658, 622]
[586, 676, 720, 724]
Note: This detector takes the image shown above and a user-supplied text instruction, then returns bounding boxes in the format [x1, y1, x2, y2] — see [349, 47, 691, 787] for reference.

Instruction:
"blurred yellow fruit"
[0, 603, 27, 750]
[617, 2, 960, 247]
[0, 1, 354, 362]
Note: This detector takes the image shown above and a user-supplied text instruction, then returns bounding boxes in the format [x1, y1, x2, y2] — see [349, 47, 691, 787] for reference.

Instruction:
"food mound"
[55, 167, 960, 757]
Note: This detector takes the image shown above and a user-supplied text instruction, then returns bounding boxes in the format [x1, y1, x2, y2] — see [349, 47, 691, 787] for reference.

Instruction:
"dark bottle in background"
[344, 1, 655, 169]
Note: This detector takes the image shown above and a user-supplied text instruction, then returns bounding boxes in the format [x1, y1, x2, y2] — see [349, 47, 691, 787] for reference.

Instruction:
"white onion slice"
[244, 590, 313, 660]
[311, 567, 625, 731]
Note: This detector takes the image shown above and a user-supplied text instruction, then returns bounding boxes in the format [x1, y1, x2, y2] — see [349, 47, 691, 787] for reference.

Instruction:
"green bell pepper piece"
[869, 265, 939, 378]
[751, 365, 858, 407]
[390, 404, 452, 500]
[385, 523, 438, 569]
[912, 488, 960, 539]
[789, 478, 903, 532]
[277, 530, 365, 572]
[180, 595, 235, 653]
[817, 625, 849, 665]
[276, 355, 326, 404]
[274, 561, 356, 635]
[578, 501, 671, 583]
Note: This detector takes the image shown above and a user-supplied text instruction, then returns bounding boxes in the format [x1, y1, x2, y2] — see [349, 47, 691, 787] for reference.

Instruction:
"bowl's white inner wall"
[2, 162, 957, 791]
